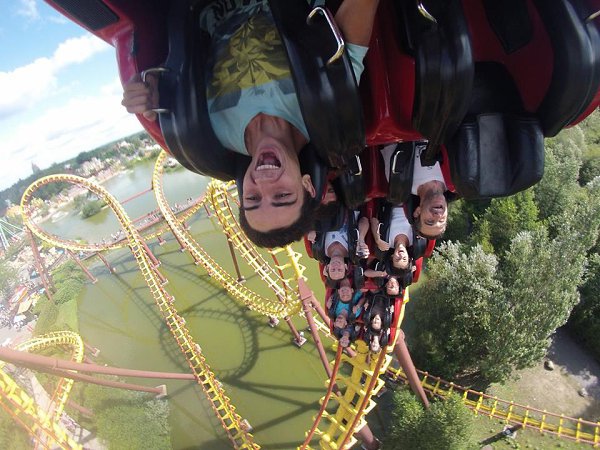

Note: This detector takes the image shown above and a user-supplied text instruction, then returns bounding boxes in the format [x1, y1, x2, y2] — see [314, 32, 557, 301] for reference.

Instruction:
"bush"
[81, 200, 104, 218]
[84, 384, 171, 449]
[384, 390, 476, 450]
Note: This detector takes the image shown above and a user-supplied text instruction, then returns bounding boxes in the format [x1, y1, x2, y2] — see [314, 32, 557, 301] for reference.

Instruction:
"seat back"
[534, 0, 600, 136]
[159, 0, 248, 180]
[399, 0, 475, 165]
[269, 0, 366, 168]
[447, 63, 544, 199]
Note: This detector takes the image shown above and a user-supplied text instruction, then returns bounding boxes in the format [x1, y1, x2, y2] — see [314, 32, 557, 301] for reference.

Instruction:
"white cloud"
[0, 34, 110, 118]
[17, 0, 40, 21]
[1, 78, 144, 189]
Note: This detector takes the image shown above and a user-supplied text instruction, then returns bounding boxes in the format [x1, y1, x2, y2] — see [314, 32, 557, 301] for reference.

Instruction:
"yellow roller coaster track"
[152, 151, 303, 318]
[300, 288, 410, 450]
[0, 331, 84, 450]
[20, 163, 589, 449]
[21, 174, 259, 449]
[388, 366, 600, 446]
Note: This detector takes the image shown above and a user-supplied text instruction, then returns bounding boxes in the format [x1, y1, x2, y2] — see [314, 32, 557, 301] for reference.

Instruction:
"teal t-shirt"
[200, 0, 368, 155]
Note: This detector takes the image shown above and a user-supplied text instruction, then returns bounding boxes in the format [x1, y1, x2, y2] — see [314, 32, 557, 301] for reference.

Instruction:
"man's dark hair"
[239, 190, 316, 248]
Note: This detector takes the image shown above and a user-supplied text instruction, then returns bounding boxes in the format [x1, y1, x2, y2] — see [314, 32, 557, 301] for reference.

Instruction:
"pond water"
[46, 160, 334, 449]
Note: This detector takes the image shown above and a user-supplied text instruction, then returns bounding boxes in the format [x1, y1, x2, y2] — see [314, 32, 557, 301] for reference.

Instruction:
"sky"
[0, 0, 144, 190]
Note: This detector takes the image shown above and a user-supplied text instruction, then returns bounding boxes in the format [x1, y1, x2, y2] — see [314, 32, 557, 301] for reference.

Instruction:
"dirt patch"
[487, 328, 600, 422]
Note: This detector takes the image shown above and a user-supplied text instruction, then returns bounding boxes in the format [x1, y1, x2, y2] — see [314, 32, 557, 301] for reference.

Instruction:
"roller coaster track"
[17, 166, 411, 449]
[21, 174, 259, 449]
[21, 163, 589, 449]
[300, 288, 410, 450]
[0, 331, 84, 450]
[388, 366, 600, 447]
[152, 151, 303, 318]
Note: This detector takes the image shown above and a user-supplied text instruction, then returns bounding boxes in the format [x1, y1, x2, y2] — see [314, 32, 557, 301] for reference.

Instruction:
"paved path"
[548, 328, 600, 401]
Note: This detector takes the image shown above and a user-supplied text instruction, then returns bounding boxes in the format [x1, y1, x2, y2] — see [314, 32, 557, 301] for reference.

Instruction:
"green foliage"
[470, 191, 540, 256]
[81, 200, 105, 218]
[84, 384, 171, 449]
[533, 134, 584, 226]
[411, 242, 504, 379]
[579, 157, 600, 185]
[34, 300, 59, 335]
[52, 260, 87, 288]
[0, 260, 18, 299]
[384, 390, 476, 450]
[578, 109, 600, 153]
[412, 177, 600, 382]
[73, 194, 88, 210]
[0, 408, 31, 449]
[54, 299, 79, 332]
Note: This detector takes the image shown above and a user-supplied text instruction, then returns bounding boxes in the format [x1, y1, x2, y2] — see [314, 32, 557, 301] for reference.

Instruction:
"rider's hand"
[121, 73, 159, 121]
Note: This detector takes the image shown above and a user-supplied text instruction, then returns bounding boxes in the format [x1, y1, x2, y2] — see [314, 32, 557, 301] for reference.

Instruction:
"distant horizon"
[0, 130, 151, 195]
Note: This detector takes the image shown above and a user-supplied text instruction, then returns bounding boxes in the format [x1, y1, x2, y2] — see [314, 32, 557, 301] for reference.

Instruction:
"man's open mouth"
[256, 151, 281, 171]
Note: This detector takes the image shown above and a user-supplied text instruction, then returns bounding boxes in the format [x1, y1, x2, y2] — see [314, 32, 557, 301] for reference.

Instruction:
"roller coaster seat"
[395, 0, 475, 166]
[360, 0, 474, 162]
[532, 0, 600, 137]
[156, 0, 366, 180]
[446, 62, 545, 200]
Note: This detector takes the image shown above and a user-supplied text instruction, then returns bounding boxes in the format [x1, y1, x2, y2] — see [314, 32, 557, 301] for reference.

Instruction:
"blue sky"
[0, 0, 144, 190]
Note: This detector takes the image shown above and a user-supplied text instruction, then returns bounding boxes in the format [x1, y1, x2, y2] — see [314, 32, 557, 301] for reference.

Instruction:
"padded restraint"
[333, 155, 366, 210]
[447, 63, 544, 199]
[387, 141, 418, 205]
[534, 0, 600, 137]
[396, 0, 474, 166]
[158, 0, 249, 181]
[269, 0, 366, 169]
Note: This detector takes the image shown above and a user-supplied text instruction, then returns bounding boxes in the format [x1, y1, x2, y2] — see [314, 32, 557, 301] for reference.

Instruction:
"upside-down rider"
[122, 0, 380, 249]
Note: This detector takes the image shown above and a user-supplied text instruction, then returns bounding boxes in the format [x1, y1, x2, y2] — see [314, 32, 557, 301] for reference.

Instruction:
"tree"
[411, 242, 504, 380]
[579, 156, 600, 185]
[534, 130, 585, 226]
[384, 390, 476, 450]
[411, 179, 600, 383]
[568, 253, 600, 361]
[81, 200, 104, 218]
[0, 261, 18, 300]
[470, 190, 540, 256]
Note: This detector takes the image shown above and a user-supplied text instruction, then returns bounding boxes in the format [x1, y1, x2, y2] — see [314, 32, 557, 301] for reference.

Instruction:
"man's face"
[327, 256, 347, 280]
[242, 144, 315, 232]
[392, 243, 409, 269]
[339, 331, 351, 348]
[338, 284, 354, 302]
[415, 191, 448, 238]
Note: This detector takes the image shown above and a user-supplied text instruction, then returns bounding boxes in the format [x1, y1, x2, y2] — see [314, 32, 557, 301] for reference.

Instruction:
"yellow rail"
[305, 289, 410, 449]
[152, 152, 302, 318]
[389, 367, 600, 446]
[21, 174, 259, 449]
[0, 331, 86, 450]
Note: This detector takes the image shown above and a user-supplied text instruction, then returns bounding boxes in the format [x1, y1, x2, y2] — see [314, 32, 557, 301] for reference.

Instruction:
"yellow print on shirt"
[208, 11, 291, 105]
